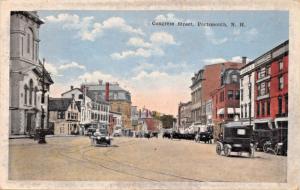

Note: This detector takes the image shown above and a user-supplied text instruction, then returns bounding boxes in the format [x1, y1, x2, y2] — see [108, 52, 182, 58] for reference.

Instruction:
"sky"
[38, 11, 288, 116]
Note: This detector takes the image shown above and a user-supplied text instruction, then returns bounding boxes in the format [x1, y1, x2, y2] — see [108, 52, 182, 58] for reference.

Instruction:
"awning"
[227, 108, 240, 114]
[217, 108, 224, 115]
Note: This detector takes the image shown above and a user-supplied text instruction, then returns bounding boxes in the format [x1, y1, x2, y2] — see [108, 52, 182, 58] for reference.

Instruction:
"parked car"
[263, 127, 288, 156]
[252, 129, 272, 151]
[90, 127, 112, 147]
[216, 122, 255, 157]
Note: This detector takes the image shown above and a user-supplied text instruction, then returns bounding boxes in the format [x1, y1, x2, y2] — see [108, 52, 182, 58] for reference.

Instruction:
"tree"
[159, 114, 176, 129]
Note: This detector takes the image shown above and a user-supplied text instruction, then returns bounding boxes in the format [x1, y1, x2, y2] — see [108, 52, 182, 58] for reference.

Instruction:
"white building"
[240, 62, 255, 127]
[61, 86, 110, 134]
[9, 11, 53, 136]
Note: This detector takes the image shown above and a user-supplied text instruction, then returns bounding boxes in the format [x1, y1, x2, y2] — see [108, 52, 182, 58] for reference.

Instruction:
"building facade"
[48, 97, 80, 135]
[254, 40, 289, 129]
[82, 82, 132, 130]
[240, 62, 255, 127]
[9, 11, 53, 136]
[211, 67, 242, 138]
[190, 70, 204, 123]
[177, 101, 192, 128]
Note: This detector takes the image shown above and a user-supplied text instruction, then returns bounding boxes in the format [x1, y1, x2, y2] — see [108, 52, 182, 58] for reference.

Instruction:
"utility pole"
[248, 74, 252, 127]
[38, 58, 47, 144]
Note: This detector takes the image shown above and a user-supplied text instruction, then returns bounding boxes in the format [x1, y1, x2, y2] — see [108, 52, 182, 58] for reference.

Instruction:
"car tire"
[224, 145, 231, 157]
[216, 143, 222, 155]
[263, 143, 269, 153]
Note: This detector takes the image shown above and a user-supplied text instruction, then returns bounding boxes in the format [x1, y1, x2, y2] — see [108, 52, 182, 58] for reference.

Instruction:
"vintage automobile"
[216, 122, 255, 157]
[90, 127, 112, 147]
[252, 129, 272, 151]
[263, 127, 288, 156]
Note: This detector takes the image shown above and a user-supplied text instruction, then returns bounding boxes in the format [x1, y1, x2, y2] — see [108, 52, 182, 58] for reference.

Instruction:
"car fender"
[216, 141, 224, 150]
[225, 144, 232, 150]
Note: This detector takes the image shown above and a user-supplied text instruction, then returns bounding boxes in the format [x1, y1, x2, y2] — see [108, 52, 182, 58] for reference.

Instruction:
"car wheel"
[224, 145, 231, 157]
[216, 143, 222, 155]
[263, 143, 269, 153]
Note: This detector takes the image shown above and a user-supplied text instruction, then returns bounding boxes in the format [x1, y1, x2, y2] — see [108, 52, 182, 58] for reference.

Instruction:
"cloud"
[154, 13, 182, 23]
[246, 28, 258, 36]
[58, 61, 86, 70]
[204, 27, 228, 45]
[111, 32, 176, 60]
[203, 56, 251, 65]
[44, 14, 144, 41]
[44, 61, 86, 77]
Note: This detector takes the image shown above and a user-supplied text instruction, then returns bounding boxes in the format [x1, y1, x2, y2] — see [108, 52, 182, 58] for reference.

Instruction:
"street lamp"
[248, 75, 252, 127]
[37, 58, 47, 144]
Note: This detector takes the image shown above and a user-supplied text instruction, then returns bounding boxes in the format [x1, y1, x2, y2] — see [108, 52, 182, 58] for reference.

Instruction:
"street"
[9, 136, 286, 182]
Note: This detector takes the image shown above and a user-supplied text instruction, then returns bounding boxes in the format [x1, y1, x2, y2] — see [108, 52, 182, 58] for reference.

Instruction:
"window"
[227, 90, 234, 100]
[29, 80, 33, 105]
[57, 111, 65, 119]
[267, 100, 270, 115]
[266, 66, 271, 76]
[245, 104, 247, 118]
[258, 67, 266, 79]
[285, 94, 288, 114]
[231, 74, 238, 83]
[24, 85, 28, 105]
[278, 96, 283, 114]
[241, 78, 243, 87]
[34, 87, 37, 106]
[27, 33, 30, 53]
[262, 101, 265, 116]
[21, 37, 23, 56]
[279, 59, 283, 71]
[240, 89, 243, 101]
[257, 102, 260, 116]
[267, 81, 270, 94]
[237, 129, 246, 135]
[279, 76, 284, 90]
[241, 105, 243, 118]
[68, 112, 71, 119]
[235, 91, 240, 100]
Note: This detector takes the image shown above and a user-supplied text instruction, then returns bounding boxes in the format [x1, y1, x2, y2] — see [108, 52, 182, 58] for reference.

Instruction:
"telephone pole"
[38, 58, 47, 144]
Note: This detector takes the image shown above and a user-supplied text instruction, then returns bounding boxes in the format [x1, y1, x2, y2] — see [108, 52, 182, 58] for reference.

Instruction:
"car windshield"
[99, 128, 107, 135]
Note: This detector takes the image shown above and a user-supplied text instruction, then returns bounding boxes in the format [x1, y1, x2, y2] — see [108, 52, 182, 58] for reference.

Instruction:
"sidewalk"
[9, 134, 79, 139]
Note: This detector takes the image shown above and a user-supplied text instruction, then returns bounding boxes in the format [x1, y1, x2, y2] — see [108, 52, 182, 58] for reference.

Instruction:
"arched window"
[29, 79, 33, 105]
[24, 85, 28, 105]
[34, 87, 38, 106]
[26, 28, 34, 59]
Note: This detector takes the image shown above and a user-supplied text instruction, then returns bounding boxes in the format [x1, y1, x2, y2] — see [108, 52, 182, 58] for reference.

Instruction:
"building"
[190, 61, 244, 126]
[82, 81, 132, 130]
[254, 40, 289, 129]
[131, 106, 139, 131]
[177, 101, 192, 129]
[140, 118, 162, 136]
[109, 111, 122, 135]
[61, 86, 110, 134]
[9, 11, 53, 136]
[211, 66, 243, 138]
[240, 59, 256, 127]
[48, 97, 80, 135]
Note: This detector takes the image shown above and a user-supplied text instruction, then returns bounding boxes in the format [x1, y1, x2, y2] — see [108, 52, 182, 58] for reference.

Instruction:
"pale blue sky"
[38, 11, 288, 115]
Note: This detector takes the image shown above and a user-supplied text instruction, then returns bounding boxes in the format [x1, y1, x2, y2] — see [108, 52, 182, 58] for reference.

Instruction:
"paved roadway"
[9, 136, 286, 182]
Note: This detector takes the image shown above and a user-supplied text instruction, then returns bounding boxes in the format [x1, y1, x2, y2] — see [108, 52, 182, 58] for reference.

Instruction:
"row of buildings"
[178, 40, 288, 137]
[8, 11, 162, 137]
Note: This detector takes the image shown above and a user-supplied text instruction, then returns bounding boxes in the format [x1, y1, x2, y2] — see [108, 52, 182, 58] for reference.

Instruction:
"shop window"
[262, 101, 265, 116]
[257, 102, 260, 116]
[245, 104, 247, 118]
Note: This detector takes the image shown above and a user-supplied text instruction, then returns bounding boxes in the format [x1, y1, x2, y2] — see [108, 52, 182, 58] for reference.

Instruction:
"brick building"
[190, 61, 244, 126]
[211, 66, 242, 137]
[254, 40, 288, 129]
[177, 101, 192, 128]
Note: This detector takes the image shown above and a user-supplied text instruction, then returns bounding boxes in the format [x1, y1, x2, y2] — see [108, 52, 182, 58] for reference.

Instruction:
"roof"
[49, 98, 73, 111]
[11, 11, 44, 25]
[86, 91, 109, 104]
[61, 88, 82, 96]
[84, 83, 128, 92]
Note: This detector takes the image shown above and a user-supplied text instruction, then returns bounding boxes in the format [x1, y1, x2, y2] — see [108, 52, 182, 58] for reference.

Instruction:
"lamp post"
[248, 74, 252, 127]
[38, 58, 47, 144]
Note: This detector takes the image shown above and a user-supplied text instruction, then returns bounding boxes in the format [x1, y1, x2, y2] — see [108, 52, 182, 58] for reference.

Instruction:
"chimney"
[71, 85, 74, 90]
[242, 56, 247, 64]
[105, 82, 110, 102]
